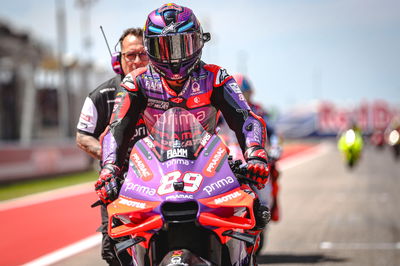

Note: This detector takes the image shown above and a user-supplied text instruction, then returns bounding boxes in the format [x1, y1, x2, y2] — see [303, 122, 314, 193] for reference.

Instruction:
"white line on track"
[22, 234, 102, 266]
[320, 241, 400, 250]
[18, 142, 331, 265]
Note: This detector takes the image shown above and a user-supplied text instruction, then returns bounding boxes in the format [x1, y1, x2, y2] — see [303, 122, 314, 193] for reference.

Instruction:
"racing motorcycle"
[101, 108, 261, 265]
[337, 128, 364, 168]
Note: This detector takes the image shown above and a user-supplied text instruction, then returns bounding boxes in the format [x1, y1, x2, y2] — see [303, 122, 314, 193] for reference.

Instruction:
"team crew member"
[76, 28, 149, 266]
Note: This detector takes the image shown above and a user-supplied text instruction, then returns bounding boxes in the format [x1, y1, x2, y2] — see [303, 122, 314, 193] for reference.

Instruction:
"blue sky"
[1, 0, 399, 110]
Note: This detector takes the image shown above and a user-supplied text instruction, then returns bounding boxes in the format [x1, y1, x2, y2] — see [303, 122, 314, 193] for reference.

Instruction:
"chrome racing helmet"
[144, 3, 210, 80]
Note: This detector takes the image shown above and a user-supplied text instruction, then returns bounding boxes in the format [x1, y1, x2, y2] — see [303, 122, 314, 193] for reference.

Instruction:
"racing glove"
[244, 146, 270, 189]
[95, 164, 121, 204]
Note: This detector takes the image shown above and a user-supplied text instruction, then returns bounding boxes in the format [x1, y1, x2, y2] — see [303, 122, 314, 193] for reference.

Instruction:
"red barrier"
[0, 142, 91, 182]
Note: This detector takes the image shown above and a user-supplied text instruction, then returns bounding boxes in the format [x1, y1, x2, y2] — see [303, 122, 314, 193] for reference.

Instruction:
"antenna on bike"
[100, 25, 112, 57]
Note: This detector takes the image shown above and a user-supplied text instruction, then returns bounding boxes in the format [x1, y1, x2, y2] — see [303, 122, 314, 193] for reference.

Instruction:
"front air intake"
[161, 201, 198, 223]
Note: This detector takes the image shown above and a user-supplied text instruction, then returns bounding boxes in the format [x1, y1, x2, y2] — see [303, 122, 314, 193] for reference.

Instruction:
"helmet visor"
[145, 32, 203, 62]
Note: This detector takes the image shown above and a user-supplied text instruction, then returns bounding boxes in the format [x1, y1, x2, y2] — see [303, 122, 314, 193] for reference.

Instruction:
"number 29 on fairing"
[157, 171, 203, 195]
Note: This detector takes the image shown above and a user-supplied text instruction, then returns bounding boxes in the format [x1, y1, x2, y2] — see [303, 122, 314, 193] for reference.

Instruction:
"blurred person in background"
[76, 27, 149, 266]
[385, 115, 400, 159]
[96, 4, 271, 256]
[232, 73, 282, 223]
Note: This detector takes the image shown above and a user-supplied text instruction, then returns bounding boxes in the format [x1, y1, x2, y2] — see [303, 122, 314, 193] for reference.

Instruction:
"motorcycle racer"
[337, 122, 364, 168]
[96, 3, 271, 232]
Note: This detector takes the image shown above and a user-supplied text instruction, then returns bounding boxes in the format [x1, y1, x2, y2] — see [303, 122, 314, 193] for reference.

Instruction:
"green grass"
[0, 170, 98, 201]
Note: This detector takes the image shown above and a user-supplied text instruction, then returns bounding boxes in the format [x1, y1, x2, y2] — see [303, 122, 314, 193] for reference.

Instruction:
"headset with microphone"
[100, 26, 124, 75]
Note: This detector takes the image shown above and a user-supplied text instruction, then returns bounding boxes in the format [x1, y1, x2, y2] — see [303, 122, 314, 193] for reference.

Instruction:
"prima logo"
[165, 158, 190, 168]
[152, 111, 206, 125]
[133, 126, 147, 138]
[125, 182, 156, 196]
[203, 176, 235, 195]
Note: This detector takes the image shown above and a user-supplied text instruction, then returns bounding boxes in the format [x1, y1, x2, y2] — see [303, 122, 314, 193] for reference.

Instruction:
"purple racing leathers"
[102, 62, 267, 182]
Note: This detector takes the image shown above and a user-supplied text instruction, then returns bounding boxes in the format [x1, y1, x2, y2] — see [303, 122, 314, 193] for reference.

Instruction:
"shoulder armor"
[120, 67, 147, 92]
[203, 64, 232, 87]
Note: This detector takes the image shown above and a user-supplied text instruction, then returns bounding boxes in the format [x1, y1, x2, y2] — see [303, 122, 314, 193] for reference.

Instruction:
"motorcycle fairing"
[107, 108, 257, 265]
[107, 195, 162, 238]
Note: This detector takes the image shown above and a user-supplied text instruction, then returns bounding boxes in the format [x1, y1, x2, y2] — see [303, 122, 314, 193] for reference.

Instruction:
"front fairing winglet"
[107, 196, 162, 238]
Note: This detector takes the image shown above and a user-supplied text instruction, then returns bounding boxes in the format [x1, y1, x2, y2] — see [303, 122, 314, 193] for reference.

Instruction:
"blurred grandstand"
[0, 21, 109, 182]
[274, 100, 400, 139]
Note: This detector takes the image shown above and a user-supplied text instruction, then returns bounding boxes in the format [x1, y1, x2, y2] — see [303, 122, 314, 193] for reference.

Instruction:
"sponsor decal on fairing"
[214, 191, 241, 204]
[125, 182, 156, 196]
[165, 158, 190, 168]
[130, 151, 153, 181]
[203, 176, 235, 195]
[203, 145, 226, 177]
[167, 148, 188, 159]
[200, 132, 212, 146]
[119, 198, 146, 209]
[143, 137, 155, 149]
[165, 194, 194, 200]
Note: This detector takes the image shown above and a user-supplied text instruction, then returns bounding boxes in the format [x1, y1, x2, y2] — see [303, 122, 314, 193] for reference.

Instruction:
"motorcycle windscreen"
[147, 107, 210, 162]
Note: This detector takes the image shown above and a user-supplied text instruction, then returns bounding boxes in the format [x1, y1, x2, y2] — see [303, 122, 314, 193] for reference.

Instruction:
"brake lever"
[91, 200, 104, 208]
